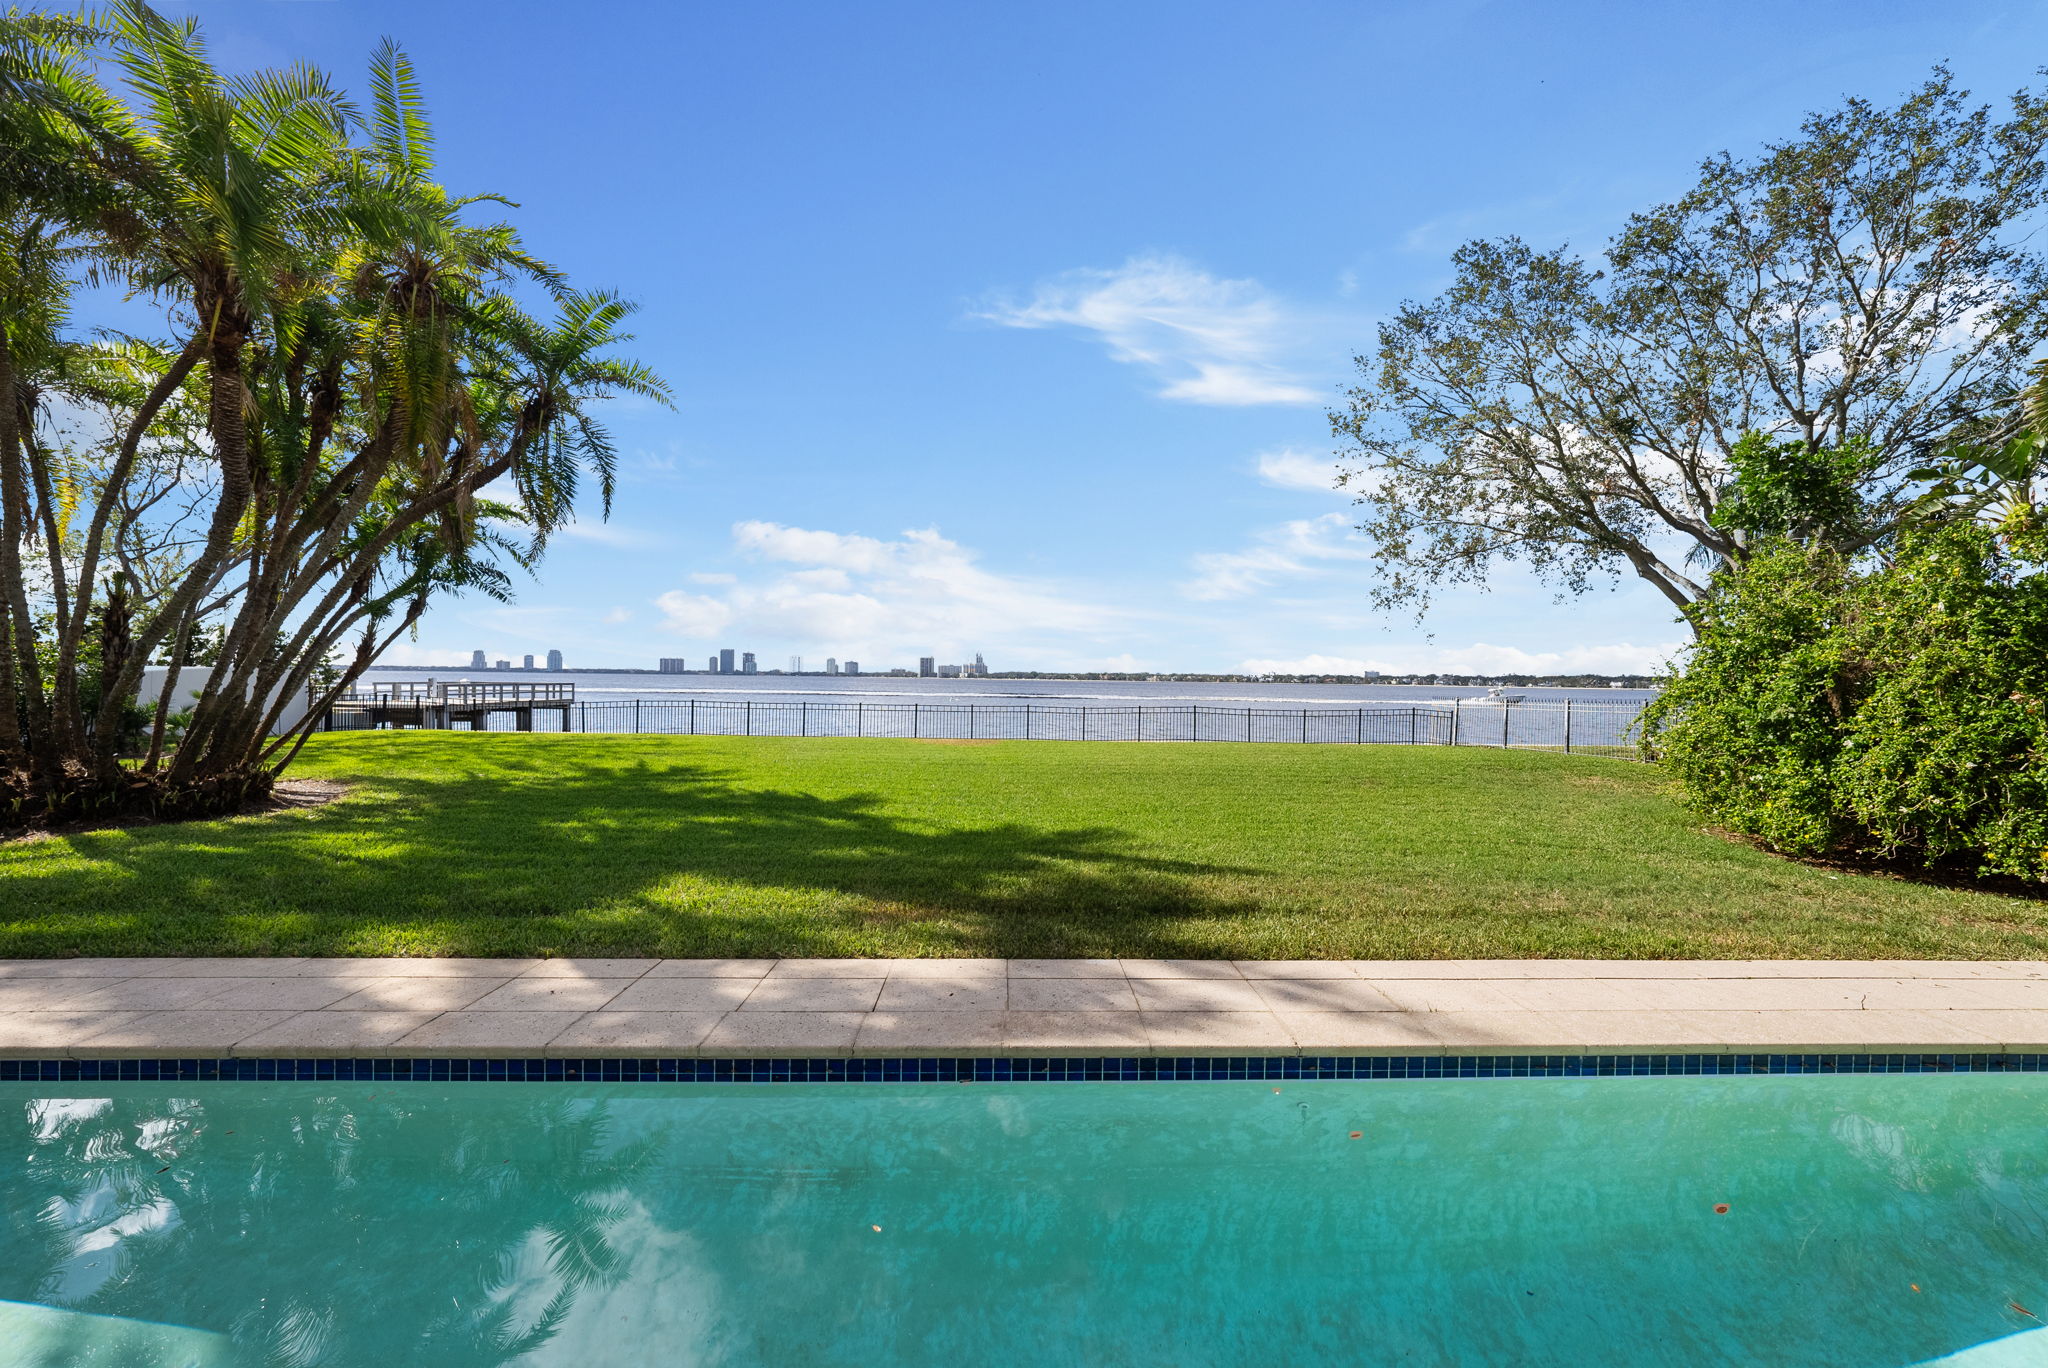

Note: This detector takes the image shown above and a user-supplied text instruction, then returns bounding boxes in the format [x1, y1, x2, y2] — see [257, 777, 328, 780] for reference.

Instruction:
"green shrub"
[1642, 524, 2048, 881]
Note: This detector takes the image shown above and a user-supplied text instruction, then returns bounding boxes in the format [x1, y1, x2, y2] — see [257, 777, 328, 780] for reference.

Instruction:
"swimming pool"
[2, 1072, 2044, 1366]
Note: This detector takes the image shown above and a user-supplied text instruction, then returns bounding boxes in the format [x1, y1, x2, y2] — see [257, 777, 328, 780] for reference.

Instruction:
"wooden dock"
[327, 682, 575, 732]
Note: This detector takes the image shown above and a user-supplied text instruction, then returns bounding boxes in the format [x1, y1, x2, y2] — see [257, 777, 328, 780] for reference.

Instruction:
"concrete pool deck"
[3, 957, 2048, 1058]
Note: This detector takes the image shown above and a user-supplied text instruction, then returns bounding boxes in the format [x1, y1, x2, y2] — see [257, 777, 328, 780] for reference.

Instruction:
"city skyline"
[490, 644, 984, 676]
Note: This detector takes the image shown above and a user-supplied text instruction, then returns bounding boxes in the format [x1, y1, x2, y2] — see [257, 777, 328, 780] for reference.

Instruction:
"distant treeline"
[984, 672, 1661, 688]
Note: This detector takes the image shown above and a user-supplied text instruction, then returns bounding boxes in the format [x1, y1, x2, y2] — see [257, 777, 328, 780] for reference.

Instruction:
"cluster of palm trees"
[0, 3, 665, 822]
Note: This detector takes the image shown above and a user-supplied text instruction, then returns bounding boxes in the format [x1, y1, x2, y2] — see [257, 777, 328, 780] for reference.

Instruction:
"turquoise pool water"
[1, 1074, 2045, 1366]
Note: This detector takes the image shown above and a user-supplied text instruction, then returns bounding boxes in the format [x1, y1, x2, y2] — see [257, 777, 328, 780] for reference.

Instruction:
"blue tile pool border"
[1, 1054, 2045, 1083]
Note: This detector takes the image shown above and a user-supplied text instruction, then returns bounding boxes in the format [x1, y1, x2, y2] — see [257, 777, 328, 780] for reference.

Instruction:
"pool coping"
[5, 957, 2048, 1061]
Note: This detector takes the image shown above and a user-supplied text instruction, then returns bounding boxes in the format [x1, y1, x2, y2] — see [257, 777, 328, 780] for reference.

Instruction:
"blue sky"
[143, 1, 2048, 674]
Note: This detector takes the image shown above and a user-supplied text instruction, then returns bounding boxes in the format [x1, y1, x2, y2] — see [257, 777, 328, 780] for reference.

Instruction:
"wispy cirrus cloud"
[1182, 512, 1373, 600]
[977, 254, 1325, 406]
[1253, 447, 1346, 495]
[558, 521, 665, 550]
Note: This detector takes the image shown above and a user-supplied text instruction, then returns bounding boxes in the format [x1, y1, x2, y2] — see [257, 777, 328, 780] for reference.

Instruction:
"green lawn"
[0, 733, 2041, 960]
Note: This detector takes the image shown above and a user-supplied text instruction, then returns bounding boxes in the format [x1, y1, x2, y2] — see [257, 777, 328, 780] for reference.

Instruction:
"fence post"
[1502, 701, 1511, 748]
[1244, 708, 1251, 743]
[1081, 708, 1088, 741]
[689, 698, 697, 735]
[1451, 699, 1460, 747]
[1408, 707, 1416, 745]
[857, 702, 864, 737]
[1300, 709, 1308, 743]
[914, 703, 920, 738]
[1564, 699, 1573, 754]
[970, 705, 977, 741]
[801, 702, 808, 737]
[635, 698, 642, 734]
[1024, 705, 1031, 741]
[747, 700, 753, 736]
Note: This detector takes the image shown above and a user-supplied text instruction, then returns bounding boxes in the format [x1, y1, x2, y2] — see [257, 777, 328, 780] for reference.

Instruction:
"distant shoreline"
[367, 664, 1662, 689]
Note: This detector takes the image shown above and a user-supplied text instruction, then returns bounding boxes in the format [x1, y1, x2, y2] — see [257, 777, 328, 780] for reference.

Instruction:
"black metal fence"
[322, 697, 1647, 755]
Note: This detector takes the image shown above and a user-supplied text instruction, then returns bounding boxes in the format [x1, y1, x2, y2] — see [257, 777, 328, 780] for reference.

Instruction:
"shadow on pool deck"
[0, 754, 1270, 958]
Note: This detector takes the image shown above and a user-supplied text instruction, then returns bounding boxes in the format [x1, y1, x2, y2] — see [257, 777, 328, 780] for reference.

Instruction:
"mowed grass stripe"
[0, 733, 2038, 960]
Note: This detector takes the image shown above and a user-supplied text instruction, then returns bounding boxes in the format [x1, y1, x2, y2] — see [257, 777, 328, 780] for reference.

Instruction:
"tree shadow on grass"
[1, 754, 1271, 957]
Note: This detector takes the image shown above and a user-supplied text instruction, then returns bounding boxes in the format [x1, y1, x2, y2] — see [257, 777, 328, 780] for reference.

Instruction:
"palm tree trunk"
[0, 334, 60, 781]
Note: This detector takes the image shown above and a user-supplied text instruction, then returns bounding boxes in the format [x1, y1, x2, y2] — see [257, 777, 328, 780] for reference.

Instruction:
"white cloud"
[1182, 512, 1373, 600]
[602, 606, 633, 624]
[653, 521, 1124, 659]
[558, 521, 664, 550]
[978, 254, 1322, 405]
[1254, 447, 1345, 495]
[687, 572, 737, 585]
[1240, 641, 1683, 676]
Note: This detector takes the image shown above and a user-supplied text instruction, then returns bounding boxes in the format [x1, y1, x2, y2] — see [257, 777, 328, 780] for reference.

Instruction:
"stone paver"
[191, 978, 379, 1011]
[875, 977, 1006, 1012]
[236, 1011, 439, 1055]
[604, 978, 758, 1012]
[3, 958, 2048, 1058]
[1130, 979, 1269, 1012]
[1249, 979, 1401, 1013]
[1120, 959, 1246, 980]
[394, 1012, 575, 1054]
[856, 1012, 1007, 1054]
[641, 959, 775, 977]
[1007, 978, 1139, 1012]
[549, 1012, 725, 1054]
[325, 978, 513, 1012]
[1003, 1011, 1148, 1054]
[520, 958, 661, 978]
[462, 979, 633, 1012]
[1142, 1013, 1296, 1051]
[67, 978, 250, 1011]
[739, 977, 884, 1012]
[699, 1012, 865, 1056]
[1281, 1012, 1443, 1051]
[79, 1010, 300, 1055]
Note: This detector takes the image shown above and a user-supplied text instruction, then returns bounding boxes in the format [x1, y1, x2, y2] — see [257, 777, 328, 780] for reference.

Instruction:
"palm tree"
[0, 3, 667, 823]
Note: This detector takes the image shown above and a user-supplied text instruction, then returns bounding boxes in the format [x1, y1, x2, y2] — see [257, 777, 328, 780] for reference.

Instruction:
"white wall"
[135, 667, 314, 736]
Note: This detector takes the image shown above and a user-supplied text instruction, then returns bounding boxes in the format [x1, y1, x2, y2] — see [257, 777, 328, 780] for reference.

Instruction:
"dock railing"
[320, 696, 1647, 755]
[336, 682, 575, 703]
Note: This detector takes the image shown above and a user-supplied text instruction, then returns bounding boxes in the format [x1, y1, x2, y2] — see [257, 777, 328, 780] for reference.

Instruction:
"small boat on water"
[1478, 686, 1524, 704]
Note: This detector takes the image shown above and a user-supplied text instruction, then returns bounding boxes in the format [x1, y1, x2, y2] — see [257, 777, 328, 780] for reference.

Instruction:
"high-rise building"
[718, 648, 735, 674]
[971, 651, 987, 677]
[546, 649, 563, 671]
[844, 661, 859, 675]
[659, 658, 688, 673]
[495, 659, 511, 670]
[706, 655, 718, 673]
[741, 652, 757, 674]
[919, 656, 935, 677]
[469, 649, 487, 669]
[938, 663, 962, 678]
[789, 655, 803, 674]
[523, 654, 535, 670]
[825, 658, 839, 674]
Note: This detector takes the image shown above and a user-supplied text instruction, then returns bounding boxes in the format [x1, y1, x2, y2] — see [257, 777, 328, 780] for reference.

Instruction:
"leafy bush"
[1642, 524, 2048, 881]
